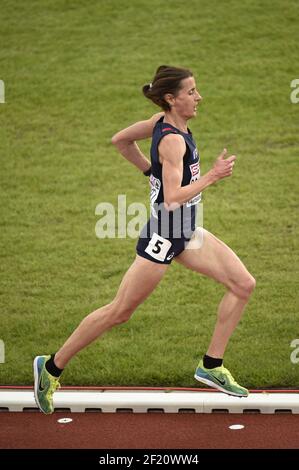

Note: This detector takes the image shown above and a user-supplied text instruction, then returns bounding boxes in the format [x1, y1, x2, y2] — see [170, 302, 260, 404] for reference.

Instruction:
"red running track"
[0, 412, 299, 449]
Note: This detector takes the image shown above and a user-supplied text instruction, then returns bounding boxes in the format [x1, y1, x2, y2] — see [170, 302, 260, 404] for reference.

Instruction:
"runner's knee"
[109, 300, 136, 325]
[234, 274, 256, 299]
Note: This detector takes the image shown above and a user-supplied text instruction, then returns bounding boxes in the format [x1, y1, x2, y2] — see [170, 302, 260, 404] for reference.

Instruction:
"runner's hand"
[211, 148, 236, 181]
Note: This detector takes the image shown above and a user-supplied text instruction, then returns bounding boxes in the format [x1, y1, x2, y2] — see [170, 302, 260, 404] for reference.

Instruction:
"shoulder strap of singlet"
[152, 117, 195, 165]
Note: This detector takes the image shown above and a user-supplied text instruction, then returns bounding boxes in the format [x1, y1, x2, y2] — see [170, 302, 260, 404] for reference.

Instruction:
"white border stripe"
[0, 390, 298, 413]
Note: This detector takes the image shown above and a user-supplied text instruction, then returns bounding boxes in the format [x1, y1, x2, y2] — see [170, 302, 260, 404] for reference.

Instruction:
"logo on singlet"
[190, 161, 199, 176]
[187, 161, 201, 207]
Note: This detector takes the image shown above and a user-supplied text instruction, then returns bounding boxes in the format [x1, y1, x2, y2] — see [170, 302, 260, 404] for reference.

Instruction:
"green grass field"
[0, 0, 298, 387]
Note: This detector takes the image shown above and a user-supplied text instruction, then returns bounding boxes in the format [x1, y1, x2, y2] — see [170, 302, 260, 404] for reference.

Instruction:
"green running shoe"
[33, 355, 61, 414]
[194, 359, 248, 397]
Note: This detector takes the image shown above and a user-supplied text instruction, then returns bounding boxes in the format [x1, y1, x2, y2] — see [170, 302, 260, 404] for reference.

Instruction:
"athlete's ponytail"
[142, 65, 193, 111]
[142, 83, 152, 94]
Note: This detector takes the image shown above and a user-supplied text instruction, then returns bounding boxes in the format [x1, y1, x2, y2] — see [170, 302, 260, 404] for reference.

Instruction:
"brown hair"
[142, 65, 193, 112]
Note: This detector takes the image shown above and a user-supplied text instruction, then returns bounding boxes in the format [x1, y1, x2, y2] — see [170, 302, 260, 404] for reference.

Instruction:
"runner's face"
[170, 76, 202, 119]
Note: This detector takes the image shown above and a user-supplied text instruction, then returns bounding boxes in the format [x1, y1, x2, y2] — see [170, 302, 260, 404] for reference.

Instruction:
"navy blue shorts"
[136, 231, 194, 265]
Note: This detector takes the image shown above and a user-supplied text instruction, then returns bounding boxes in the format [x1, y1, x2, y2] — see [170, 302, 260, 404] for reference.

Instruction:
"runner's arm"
[111, 112, 164, 173]
[160, 134, 235, 209]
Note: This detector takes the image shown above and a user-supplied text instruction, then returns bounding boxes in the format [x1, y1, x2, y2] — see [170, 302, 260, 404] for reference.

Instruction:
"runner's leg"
[54, 255, 168, 368]
[175, 228, 256, 358]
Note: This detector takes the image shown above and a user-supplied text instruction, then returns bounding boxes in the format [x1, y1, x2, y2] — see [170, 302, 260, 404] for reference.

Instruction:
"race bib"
[149, 174, 161, 218]
[145, 232, 172, 262]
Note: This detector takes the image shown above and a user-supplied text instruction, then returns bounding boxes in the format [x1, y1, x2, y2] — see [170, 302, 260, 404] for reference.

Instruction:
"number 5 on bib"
[145, 233, 172, 262]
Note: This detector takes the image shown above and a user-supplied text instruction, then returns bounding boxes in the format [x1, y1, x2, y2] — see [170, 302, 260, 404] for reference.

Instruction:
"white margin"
[0, 389, 298, 413]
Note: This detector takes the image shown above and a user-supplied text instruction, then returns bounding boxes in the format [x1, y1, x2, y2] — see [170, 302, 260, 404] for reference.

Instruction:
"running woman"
[34, 65, 255, 414]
